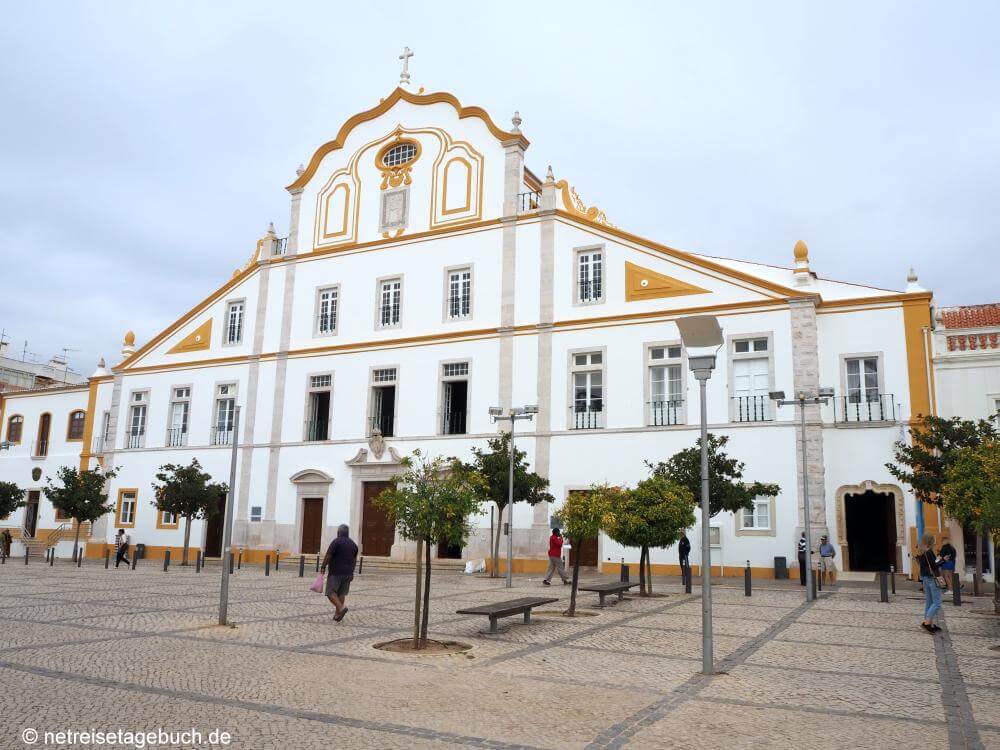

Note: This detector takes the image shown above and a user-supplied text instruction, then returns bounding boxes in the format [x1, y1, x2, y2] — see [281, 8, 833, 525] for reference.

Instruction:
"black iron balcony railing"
[732, 395, 771, 422]
[211, 427, 233, 446]
[165, 427, 188, 448]
[578, 280, 603, 302]
[572, 407, 603, 430]
[839, 394, 896, 423]
[369, 416, 394, 438]
[304, 420, 330, 442]
[648, 400, 684, 426]
[442, 409, 467, 435]
[91, 436, 107, 454]
[517, 190, 540, 213]
[125, 432, 144, 449]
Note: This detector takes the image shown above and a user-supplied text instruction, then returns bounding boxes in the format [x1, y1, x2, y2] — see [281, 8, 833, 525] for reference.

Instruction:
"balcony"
[517, 191, 540, 213]
[648, 400, 683, 426]
[125, 432, 145, 449]
[304, 420, 330, 442]
[91, 436, 108, 454]
[838, 394, 896, 423]
[732, 395, 772, 423]
[165, 428, 188, 448]
[441, 409, 467, 436]
[211, 427, 234, 446]
[32, 439, 49, 458]
[571, 408, 603, 430]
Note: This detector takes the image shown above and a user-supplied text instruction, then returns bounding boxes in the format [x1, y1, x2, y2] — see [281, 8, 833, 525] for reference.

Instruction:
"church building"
[0, 59, 948, 579]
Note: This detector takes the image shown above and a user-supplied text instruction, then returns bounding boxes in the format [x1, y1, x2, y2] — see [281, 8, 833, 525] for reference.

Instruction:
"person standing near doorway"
[114, 529, 130, 568]
[321, 524, 358, 622]
[542, 528, 569, 585]
[938, 540, 958, 592]
[797, 532, 807, 586]
[818, 535, 836, 586]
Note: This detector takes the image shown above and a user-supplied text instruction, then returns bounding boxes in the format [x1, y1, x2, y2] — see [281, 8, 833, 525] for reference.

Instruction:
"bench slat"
[456, 597, 557, 616]
[578, 582, 638, 593]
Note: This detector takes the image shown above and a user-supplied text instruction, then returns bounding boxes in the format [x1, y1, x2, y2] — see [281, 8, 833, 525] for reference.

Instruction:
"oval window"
[381, 142, 418, 168]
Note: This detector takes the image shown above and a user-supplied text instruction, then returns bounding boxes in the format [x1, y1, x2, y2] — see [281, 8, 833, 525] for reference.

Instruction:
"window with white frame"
[118, 490, 137, 526]
[378, 278, 402, 328]
[306, 374, 333, 441]
[741, 499, 772, 530]
[732, 336, 771, 422]
[213, 384, 236, 445]
[161, 510, 177, 526]
[250, 506, 263, 523]
[842, 355, 891, 421]
[370, 367, 397, 436]
[97, 411, 110, 452]
[570, 351, 604, 429]
[576, 249, 603, 303]
[379, 188, 409, 232]
[446, 267, 472, 320]
[167, 387, 190, 447]
[224, 301, 244, 345]
[648, 345, 683, 425]
[845, 357, 879, 404]
[127, 392, 148, 449]
[316, 286, 339, 336]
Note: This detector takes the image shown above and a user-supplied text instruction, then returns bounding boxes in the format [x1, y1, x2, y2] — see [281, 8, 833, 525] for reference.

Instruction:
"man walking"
[797, 532, 807, 586]
[818, 535, 836, 586]
[321, 524, 358, 622]
[114, 529, 130, 568]
[542, 527, 569, 585]
[678, 533, 691, 585]
[1, 528, 11, 561]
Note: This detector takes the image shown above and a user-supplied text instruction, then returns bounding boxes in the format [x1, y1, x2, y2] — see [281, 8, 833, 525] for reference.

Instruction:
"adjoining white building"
[1, 72, 949, 579]
[931, 303, 1000, 582]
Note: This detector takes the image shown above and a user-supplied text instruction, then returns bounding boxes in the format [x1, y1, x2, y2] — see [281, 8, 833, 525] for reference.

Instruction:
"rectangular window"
[167, 387, 190, 447]
[370, 368, 397, 437]
[306, 373, 333, 441]
[576, 249, 603, 303]
[841, 355, 891, 421]
[441, 362, 469, 435]
[446, 268, 472, 320]
[250, 506, 263, 523]
[845, 357, 879, 404]
[127, 392, 147, 449]
[570, 351, 604, 429]
[224, 301, 244, 345]
[741, 499, 771, 530]
[161, 511, 177, 526]
[732, 337, 772, 422]
[378, 278, 402, 328]
[35, 413, 51, 457]
[118, 490, 137, 526]
[648, 345, 684, 426]
[316, 287, 339, 335]
[213, 384, 236, 445]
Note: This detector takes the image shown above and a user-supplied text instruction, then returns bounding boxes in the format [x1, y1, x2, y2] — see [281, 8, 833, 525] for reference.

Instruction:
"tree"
[941, 442, 1000, 614]
[558, 487, 611, 616]
[601, 476, 697, 596]
[44, 466, 119, 560]
[151, 460, 227, 565]
[463, 433, 554, 577]
[646, 434, 780, 518]
[376, 450, 486, 648]
[888, 415, 998, 591]
[0, 481, 26, 520]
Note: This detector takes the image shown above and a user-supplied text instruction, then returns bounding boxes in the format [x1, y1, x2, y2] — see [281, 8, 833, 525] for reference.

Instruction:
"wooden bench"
[456, 597, 558, 633]
[578, 581, 639, 607]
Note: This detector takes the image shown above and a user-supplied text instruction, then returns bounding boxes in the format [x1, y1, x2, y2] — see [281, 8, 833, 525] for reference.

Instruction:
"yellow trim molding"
[77, 380, 99, 470]
[624, 261, 711, 301]
[167, 319, 213, 355]
[902, 296, 934, 419]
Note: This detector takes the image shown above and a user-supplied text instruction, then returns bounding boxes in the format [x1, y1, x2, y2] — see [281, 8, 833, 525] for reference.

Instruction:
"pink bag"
[309, 573, 324, 593]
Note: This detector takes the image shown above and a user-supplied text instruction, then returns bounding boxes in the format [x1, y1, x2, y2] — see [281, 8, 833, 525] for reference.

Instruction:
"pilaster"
[498, 141, 524, 414]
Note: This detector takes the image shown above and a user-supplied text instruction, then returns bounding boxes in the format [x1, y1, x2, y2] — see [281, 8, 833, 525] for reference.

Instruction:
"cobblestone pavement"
[0, 562, 997, 749]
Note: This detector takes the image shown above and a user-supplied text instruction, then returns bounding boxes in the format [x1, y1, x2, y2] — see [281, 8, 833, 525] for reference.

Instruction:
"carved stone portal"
[834, 481, 906, 571]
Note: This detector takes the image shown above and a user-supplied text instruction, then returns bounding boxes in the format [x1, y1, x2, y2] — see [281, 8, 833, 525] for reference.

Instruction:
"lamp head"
[676, 315, 724, 349]
[769, 391, 786, 402]
[510, 407, 525, 416]
[488, 407, 503, 418]
[817, 386, 835, 399]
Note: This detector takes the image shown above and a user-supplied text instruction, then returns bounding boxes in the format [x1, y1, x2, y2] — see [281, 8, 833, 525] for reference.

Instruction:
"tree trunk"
[647, 547, 653, 595]
[413, 538, 423, 648]
[994, 541, 999, 616]
[73, 519, 82, 562]
[566, 541, 581, 616]
[182, 516, 192, 566]
[491, 503, 502, 577]
[420, 536, 432, 644]
[638, 546, 647, 596]
[975, 532, 984, 597]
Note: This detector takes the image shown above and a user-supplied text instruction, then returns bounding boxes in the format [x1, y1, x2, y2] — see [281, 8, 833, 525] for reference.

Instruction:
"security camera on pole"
[488, 405, 538, 588]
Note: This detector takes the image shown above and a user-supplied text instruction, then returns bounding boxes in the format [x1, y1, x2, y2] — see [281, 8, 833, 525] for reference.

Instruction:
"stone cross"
[399, 46, 413, 87]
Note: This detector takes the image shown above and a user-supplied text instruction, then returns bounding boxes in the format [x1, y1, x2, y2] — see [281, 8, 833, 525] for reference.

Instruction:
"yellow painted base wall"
[601, 562, 781, 580]
[484, 557, 550, 575]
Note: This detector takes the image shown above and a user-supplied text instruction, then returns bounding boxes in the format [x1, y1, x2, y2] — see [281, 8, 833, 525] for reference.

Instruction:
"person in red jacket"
[542, 528, 569, 585]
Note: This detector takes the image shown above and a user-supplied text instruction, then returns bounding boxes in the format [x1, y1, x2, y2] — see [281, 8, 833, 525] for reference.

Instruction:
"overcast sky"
[1, 1, 997, 375]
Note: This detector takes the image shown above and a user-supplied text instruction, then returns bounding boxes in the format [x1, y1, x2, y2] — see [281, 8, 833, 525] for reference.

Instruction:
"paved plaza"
[0, 561, 997, 749]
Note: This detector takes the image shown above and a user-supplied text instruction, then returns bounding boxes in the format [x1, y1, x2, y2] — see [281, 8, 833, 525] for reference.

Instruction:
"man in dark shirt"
[797, 532, 807, 586]
[321, 524, 359, 621]
[678, 534, 691, 583]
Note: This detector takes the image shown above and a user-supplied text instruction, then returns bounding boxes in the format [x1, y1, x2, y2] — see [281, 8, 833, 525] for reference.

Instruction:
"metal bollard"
[620, 562, 629, 583]
[817, 563, 823, 592]
[299, 555, 305, 578]
[811, 568, 818, 599]
[196, 550, 202, 573]
[50, 549, 55, 567]
[25, 548, 29, 565]
[744, 560, 752, 596]
[131, 553, 137, 570]
[238, 549, 242, 569]
[265, 555, 270, 576]
[275, 550, 280, 572]
[163, 549, 170, 572]
[684, 564, 692, 594]
[229, 553, 234, 574]
[104, 548, 110, 569]
[315, 555, 320, 573]
[77, 549, 82, 568]
[952, 573, 962, 606]
[890, 564, 896, 594]
[358, 556, 364, 575]
[879, 570, 889, 603]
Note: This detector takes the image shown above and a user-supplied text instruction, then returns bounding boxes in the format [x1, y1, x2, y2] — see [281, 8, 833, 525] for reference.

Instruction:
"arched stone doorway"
[835, 482, 905, 572]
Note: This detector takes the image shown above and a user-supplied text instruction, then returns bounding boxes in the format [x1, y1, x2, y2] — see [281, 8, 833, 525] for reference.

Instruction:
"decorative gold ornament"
[375, 133, 421, 190]
[554, 180, 614, 227]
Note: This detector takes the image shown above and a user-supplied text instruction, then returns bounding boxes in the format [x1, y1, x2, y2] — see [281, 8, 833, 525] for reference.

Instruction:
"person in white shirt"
[114, 529, 131, 568]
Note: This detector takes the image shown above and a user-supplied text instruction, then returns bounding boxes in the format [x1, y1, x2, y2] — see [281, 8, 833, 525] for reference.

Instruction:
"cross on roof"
[399, 46, 413, 87]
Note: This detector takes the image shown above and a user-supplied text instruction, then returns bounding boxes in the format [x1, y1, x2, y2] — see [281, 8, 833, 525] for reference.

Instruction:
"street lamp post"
[218, 405, 241, 625]
[488, 405, 538, 588]
[769, 388, 833, 602]
[676, 315, 724, 676]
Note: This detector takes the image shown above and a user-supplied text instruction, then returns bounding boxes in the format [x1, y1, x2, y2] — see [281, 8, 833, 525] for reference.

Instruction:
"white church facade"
[1, 74, 950, 579]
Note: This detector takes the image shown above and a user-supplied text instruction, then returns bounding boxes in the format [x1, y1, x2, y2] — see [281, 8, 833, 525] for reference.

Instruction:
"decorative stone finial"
[123, 330, 135, 347]
[91, 357, 109, 378]
[511, 111, 522, 132]
[545, 165, 555, 183]
[793, 240, 809, 262]
[398, 46, 413, 87]
[905, 267, 925, 292]
[266, 222, 277, 237]
[792, 240, 812, 286]
[98, 357, 105, 368]
[296, 163, 304, 177]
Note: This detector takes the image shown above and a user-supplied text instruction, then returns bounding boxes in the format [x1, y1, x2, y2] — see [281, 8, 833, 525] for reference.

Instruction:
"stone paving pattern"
[0, 561, 997, 749]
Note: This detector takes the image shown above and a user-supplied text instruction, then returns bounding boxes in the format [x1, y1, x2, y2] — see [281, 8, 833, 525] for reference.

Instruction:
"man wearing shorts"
[321, 524, 358, 622]
[818, 535, 836, 586]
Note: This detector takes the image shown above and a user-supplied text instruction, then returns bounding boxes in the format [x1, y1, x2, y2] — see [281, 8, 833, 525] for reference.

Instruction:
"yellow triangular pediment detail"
[166, 319, 212, 354]
[625, 261, 711, 301]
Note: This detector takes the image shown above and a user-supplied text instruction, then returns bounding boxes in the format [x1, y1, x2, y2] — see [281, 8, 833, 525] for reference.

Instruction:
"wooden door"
[25, 491, 40, 537]
[203, 492, 227, 558]
[362, 481, 395, 557]
[570, 535, 599, 567]
[300, 498, 323, 554]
